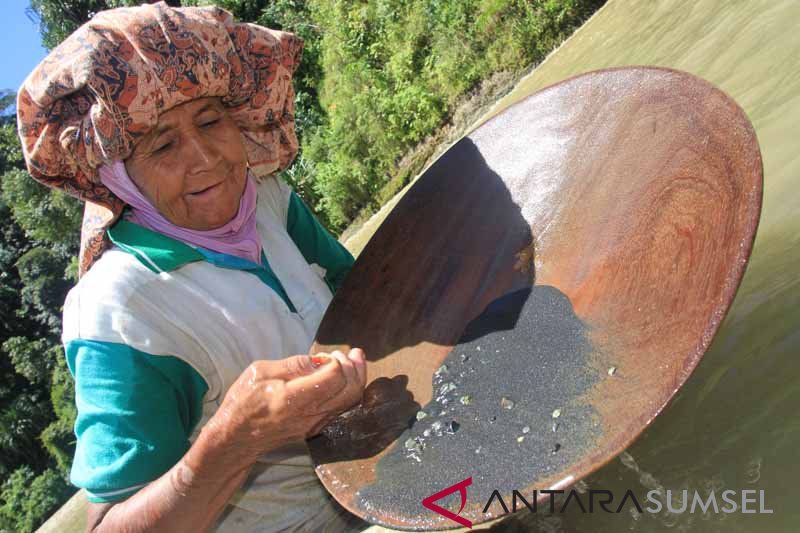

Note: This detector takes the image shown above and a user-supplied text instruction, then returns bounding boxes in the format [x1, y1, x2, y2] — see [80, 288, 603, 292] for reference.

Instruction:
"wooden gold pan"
[307, 67, 763, 530]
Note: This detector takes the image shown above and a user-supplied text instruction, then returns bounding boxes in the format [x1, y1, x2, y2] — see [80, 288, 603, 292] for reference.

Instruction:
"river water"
[471, 0, 799, 531]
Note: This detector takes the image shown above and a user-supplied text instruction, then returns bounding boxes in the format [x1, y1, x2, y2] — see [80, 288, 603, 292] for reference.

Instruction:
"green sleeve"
[65, 339, 208, 503]
[286, 191, 355, 293]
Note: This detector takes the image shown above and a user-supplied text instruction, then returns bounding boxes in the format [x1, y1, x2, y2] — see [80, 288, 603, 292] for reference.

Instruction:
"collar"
[107, 218, 205, 273]
[107, 218, 296, 312]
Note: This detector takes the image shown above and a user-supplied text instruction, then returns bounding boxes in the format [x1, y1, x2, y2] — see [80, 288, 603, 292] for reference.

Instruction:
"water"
[471, 0, 800, 531]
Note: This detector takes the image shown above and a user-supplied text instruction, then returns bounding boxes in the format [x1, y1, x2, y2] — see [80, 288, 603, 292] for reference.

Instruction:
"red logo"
[422, 477, 473, 528]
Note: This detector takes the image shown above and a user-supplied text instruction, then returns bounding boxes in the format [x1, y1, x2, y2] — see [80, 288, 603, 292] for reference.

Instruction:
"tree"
[0, 466, 74, 533]
[27, 1, 181, 51]
[0, 93, 78, 527]
[0, 91, 15, 118]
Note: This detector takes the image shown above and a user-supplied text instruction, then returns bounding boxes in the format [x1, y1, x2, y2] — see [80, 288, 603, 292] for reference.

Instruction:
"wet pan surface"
[307, 67, 763, 530]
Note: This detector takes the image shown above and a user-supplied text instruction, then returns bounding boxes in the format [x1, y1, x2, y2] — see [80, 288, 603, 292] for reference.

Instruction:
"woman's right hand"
[204, 349, 367, 464]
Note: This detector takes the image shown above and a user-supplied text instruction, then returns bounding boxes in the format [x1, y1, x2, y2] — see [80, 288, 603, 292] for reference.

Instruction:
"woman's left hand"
[206, 348, 367, 463]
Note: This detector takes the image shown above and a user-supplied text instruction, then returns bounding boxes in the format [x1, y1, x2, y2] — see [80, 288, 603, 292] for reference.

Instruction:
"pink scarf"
[98, 161, 263, 265]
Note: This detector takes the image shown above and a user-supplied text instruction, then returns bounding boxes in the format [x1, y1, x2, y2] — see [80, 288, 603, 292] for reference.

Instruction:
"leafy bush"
[0, 466, 75, 533]
[304, 0, 604, 228]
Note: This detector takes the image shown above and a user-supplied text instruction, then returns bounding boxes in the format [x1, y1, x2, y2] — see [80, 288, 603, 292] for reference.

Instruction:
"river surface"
[472, 0, 799, 531]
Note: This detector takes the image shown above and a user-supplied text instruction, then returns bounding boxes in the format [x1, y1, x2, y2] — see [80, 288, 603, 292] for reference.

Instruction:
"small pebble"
[435, 364, 449, 376]
[445, 421, 460, 434]
[423, 429, 431, 437]
[608, 366, 617, 376]
[416, 410, 428, 421]
[522, 425, 531, 434]
[431, 421, 443, 432]
[552, 408, 561, 419]
[460, 395, 472, 405]
[404, 437, 425, 457]
[439, 382, 457, 395]
[552, 421, 559, 433]
[517, 436, 525, 443]
[461, 354, 470, 362]
[500, 397, 515, 410]
[475, 446, 482, 454]
[552, 443, 562, 454]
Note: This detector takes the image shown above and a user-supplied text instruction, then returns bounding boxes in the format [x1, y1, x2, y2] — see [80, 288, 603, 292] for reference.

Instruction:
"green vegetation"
[1, 1, 604, 530]
[305, 0, 604, 228]
[1, 103, 80, 532]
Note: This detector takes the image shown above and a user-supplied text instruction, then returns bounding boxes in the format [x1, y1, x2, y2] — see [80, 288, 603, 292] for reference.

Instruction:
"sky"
[1, 0, 49, 93]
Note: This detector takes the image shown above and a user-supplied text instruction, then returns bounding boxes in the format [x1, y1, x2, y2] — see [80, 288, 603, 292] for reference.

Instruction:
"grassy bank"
[298, 0, 607, 231]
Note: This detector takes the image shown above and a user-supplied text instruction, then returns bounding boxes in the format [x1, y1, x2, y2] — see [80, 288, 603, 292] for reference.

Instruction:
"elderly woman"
[17, 3, 371, 531]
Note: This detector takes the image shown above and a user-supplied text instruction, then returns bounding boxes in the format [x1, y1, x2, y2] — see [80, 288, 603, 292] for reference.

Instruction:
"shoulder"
[62, 247, 174, 347]
[62, 247, 224, 399]
[254, 174, 293, 224]
[70, 246, 156, 300]
[63, 248, 154, 335]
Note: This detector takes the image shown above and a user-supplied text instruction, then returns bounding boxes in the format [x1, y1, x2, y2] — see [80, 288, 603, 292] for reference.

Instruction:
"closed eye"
[152, 141, 173, 154]
[200, 118, 220, 128]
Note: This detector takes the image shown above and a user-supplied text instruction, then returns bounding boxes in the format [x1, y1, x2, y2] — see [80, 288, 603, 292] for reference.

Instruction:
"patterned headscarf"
[15, 1, 302, 276]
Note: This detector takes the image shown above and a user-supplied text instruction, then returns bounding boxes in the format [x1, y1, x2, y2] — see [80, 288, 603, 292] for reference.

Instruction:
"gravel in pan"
[355, 286, 603, 524]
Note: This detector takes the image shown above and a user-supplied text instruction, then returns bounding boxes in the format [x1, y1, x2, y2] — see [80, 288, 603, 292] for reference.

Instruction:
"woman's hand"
[206, 349, 367, 464]
[87, 349, 366, 533]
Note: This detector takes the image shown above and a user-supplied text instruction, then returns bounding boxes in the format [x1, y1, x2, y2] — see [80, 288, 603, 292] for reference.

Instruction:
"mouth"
[187, 181, 224, 198]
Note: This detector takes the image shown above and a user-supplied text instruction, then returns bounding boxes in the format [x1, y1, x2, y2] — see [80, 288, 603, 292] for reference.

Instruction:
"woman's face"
[125, 97, 249, 230]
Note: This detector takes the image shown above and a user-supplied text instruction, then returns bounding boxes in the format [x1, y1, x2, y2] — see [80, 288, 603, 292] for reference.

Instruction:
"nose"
[184, 126, 222, 176]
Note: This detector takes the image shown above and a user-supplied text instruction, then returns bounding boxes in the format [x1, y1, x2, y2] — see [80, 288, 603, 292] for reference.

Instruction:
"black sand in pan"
[355, 285, 601, 524]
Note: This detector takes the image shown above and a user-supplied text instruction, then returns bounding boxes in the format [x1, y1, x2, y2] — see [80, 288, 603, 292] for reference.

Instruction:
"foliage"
[0, 98, 77, 530]
[0, 170, 82, 250]
[0, 466, 74, 533]
[16, 248, 74, 336]
[303, 0, 604, 228]
[0, 91, 14, 117]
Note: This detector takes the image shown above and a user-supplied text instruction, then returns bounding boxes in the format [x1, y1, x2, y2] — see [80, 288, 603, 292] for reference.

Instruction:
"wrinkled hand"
[207, 349, 367, 463]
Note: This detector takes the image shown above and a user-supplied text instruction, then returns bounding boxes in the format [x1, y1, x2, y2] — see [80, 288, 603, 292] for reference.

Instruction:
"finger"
[285, 355, 346, 403]
[348, 348, 367, 387]
[330, 350, 360, 400]
[272, 355, 317, 380]
[318, 350, 362, 411]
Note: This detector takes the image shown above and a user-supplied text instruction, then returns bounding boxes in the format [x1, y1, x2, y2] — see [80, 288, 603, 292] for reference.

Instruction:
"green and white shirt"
[62, 176, 357, 531]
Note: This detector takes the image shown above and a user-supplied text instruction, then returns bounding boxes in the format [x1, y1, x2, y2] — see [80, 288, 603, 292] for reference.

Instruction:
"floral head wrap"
[15, 1, 302, 276]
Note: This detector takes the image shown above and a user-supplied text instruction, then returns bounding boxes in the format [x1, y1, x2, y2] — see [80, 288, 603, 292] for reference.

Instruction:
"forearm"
[89, 419, 258, 533]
